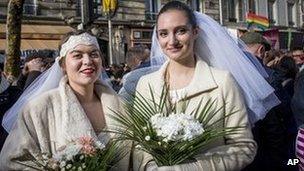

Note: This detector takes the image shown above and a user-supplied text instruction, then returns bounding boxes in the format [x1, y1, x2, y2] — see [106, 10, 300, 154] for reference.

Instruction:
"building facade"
[221, 0, 304, 50]
[0, 0, 302, 65]
[0, 0, 222, 65]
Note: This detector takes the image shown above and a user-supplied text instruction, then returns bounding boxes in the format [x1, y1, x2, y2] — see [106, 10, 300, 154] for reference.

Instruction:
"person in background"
[241, 31, 272, 76]
[264, 49, 283, 68]
[0, 54, 22, 151]
[119, 46, 155, 100]
[241, 32, 297, 171]
[272, 56, 298, 99]
[108, 64, 124, 92]
[122, 64, 131, 75]
[16, 52, 53, 90]
[125, 46, 149, 71]
[272, 56, 298, 166]
[293, 67, 304, 171]
[124, 45, 151, 71]
[0, 54, 8, 94]
[291, 48, 304, 70]
[292, 50, 304, 128]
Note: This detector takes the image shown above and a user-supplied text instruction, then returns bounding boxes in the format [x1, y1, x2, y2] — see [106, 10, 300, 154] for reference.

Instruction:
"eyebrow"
[69, 49, 99, 54]
[157, 25, 190, 32]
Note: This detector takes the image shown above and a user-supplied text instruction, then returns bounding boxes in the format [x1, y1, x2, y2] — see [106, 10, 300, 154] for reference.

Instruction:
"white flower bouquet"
[149, 113, 204, 142]
[12, 136, 125, 171]
[110, 86, 242, 166]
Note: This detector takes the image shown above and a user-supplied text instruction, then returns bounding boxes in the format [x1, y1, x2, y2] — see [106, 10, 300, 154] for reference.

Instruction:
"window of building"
[228, 0, 236, 22]
[76, 0, 102, 18]
[93, 0, 102, 16]
[237, 0, 245, 22]
[145, 0, 160, 20]
[189, 0, 201, 12]
[23, 0, 37, 15]
[248, 0, 256, 13]
[287, 2, 295, 26]
[300, 0, 304, 27]
[76, 0, 81, 17]
[293, 0, 301, 27]
[268, 0, 275, 24]
[223, 0, 237, 22]
[131, 29, 153, 48]
[142, 31, 153, 39]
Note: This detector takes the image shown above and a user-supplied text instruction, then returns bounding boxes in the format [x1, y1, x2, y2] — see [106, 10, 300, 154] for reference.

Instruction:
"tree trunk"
[4, 0, 24, 81]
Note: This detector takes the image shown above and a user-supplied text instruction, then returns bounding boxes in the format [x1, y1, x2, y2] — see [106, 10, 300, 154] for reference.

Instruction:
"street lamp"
[103, 0, 118, 65]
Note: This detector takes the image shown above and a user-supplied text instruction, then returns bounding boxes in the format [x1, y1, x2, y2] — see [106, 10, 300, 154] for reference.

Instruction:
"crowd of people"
[0, 51, 55, 150]
[0, 1, 303, 170]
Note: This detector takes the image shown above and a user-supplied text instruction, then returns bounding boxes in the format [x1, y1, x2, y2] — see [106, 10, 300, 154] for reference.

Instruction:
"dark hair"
[263, 49, 281, 65]
[25, 51, 44, 63]
[126, 46, 147, 62]
[291, 47, 303, 51]
[276, 56, 298, 79]
[157, 1, 197, 28]
[0, 63, 3, 71]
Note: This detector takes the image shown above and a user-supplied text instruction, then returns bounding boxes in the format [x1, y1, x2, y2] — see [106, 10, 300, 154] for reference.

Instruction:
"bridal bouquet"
[13, 136, 124, 171]
[110, 86, 242, 166]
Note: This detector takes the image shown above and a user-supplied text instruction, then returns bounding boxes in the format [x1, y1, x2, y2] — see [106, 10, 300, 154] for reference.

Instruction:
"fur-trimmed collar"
[58, 76, 120, 144]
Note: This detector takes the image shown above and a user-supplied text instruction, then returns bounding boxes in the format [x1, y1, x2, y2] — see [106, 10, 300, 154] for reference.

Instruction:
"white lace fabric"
[169, 88, 187, 104]
[59, 32, 100, 57]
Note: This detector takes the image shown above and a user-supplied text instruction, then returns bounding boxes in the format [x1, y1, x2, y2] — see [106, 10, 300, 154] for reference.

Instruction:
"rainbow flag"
[246, 12, 269, 28]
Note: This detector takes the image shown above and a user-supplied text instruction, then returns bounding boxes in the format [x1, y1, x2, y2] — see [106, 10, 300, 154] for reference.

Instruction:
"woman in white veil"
[149, 10, 279, 125]
[2, 32, 112, 132]
[132, 1, 279, 170]
[0, 30, 129, 170]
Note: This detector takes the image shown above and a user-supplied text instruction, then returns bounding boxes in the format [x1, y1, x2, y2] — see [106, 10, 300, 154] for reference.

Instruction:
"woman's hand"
[146, 161, 175, 171]
[146, 160, 201, 171]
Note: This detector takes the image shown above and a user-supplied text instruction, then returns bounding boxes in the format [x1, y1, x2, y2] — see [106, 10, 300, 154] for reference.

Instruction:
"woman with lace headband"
[129, 1, 281, 170]
[0, 30, 130, 170]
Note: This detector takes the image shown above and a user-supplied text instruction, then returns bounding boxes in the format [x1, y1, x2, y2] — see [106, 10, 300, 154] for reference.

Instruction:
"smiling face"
[157, 9, 198, 63]
[61, 44, 102, 88]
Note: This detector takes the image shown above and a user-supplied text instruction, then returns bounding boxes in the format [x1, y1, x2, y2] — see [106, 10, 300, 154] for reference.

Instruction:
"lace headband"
[59, 32, 100, 57]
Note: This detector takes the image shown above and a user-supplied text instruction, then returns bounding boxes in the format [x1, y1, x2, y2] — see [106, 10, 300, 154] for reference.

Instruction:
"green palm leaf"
[109, 85, 244, 166]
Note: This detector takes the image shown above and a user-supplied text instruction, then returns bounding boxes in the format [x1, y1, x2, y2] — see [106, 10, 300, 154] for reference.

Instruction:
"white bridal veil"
[2, 33, 111, 132]
[150, 12, 280, 125]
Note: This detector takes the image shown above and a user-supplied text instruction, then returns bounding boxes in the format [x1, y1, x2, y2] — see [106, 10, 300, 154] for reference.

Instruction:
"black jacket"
[291, 69, 304, 127]
[0, 86, 22, 150]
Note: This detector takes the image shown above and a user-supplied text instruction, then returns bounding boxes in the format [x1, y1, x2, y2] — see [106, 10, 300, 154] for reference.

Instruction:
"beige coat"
[133, 59, 257, 171]
[0, 76, 130, 170]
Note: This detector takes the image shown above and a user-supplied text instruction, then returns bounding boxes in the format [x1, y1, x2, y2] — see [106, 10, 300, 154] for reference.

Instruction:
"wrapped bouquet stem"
[110, 86, 243, 166]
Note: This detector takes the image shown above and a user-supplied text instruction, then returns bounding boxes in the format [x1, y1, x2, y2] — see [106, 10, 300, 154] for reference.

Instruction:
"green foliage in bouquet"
[110, 85, 244, 166]
[11, 139, 126, 171]
[81, 141, 126, 171]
